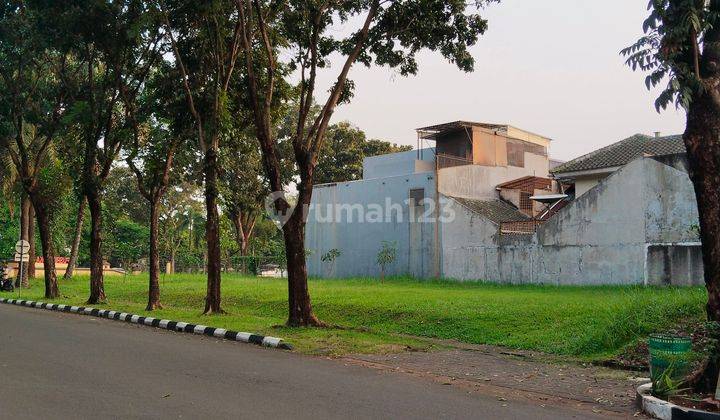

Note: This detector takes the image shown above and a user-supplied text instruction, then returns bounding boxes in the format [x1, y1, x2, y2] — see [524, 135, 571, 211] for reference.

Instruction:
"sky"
[316, 0, 686, 162]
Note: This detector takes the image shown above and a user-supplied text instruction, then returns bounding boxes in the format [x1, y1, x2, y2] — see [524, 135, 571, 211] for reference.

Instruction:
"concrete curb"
[637, 383, 720, 419]
[0, 297, 292, 350]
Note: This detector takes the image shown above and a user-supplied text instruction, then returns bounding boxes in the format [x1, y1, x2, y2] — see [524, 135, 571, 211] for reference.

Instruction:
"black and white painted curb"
[637, 383, 720, 419]
[0, 297, 292, 350]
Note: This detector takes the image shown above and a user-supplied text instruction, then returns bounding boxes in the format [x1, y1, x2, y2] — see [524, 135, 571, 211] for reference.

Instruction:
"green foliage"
[315, 121, 412, 184]
[621, 0, 720, 110]
[321, 248, 342, 263]
[652, 361, 691, 399]
[376, 240, 397, 276]
[109, 218, 149, 269]
[0, 201, 19, 258]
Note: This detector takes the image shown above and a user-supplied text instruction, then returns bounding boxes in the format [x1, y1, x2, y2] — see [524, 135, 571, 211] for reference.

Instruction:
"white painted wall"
[438, 153, 545, 200]
[574, 173, 610, 197]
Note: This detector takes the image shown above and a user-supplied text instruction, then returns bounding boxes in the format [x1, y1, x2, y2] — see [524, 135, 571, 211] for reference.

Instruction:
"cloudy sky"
[317, 0, 686, 162]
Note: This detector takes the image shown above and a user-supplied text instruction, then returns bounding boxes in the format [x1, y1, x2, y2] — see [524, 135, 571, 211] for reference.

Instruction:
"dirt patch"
[669, 394, 720, 413]
[343, 345, 648, 417]
[606, 320, 710, 371]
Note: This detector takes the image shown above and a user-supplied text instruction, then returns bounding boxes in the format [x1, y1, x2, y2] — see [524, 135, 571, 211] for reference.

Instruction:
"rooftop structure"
[551, 133, 685, 196]
[552, 134, 685, 176]
[416, 121, 551, 170]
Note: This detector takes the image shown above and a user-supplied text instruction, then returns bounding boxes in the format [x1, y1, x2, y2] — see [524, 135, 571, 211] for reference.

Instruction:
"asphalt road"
[0, 303, 600, 419]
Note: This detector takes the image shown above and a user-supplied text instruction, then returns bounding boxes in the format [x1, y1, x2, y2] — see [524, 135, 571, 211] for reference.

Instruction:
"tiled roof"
[451, 197, 530, 224]
[551, 134, 685, 174]
[496, 176, 552, 192]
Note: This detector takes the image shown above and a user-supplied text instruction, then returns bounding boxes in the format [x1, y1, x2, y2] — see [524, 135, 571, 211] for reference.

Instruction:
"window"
[520, 192, 532, 214]
[409, 188, 425, 207]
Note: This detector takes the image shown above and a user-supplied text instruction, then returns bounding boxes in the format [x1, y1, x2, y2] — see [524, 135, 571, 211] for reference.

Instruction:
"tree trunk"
[203, 149, 223, 314]
[230, 213, 246, 256]
[681, 5, 720, 394]
[64, 197, 86, 279]
[86, 192, 106, 304]
[683, 89, 720, 393]
[28, 203, 35, 279]
[169, 248, 176, 274]
[147, 199, 162, 310]
[231, 214, 250, 274]
[15, 195, 30, 288]
[30, 196, 59, 299]
[282, 213, 323, 327]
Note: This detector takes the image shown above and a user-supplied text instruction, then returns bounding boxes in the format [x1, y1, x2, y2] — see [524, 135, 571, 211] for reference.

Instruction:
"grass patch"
[12, 274, 707, 359]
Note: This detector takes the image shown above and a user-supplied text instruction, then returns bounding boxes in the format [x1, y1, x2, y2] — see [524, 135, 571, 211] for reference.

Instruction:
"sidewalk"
[343, 343, 647, 417]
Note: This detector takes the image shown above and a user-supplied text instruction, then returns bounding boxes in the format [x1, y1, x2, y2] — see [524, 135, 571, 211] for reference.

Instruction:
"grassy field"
[11, 274, 707, 359]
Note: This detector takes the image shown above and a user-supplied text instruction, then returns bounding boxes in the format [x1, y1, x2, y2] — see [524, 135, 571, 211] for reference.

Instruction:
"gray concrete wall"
[305, 172, 440, 278]
[438, 155, 545, 200]
[362, 148, 435, 180]
[442, 157, 703, 285]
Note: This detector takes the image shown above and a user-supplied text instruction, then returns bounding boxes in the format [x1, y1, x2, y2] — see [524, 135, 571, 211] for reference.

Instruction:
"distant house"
[306, 120, 560, 279]
[305, 124, 702, 286]
[552, 133, 686, 197]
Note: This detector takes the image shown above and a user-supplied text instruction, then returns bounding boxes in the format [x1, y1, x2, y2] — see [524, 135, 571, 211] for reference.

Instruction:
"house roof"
[451, 197, 530, 224]
[551, 134, 685, 175]
[496, 176, 552, 192]
[416, 121, 507, 139]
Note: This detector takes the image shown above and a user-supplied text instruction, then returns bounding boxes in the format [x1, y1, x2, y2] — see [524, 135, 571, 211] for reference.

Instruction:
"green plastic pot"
[648, 334, 692, 382]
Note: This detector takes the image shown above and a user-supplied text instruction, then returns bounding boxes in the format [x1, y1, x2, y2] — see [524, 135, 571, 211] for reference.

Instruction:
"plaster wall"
[442, 158, 703, 286]
[305, 172, 439, 279]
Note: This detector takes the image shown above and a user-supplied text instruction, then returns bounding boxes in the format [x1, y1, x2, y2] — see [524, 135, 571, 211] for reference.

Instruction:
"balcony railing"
[436, 153, 472, 169]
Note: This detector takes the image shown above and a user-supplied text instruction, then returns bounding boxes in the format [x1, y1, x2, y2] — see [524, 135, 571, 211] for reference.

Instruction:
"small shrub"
[376, 241, 397, 282]
[321, 248, 342, 277]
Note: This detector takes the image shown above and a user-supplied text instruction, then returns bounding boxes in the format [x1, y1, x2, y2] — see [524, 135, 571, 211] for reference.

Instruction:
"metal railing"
[436, 153, 472, 169]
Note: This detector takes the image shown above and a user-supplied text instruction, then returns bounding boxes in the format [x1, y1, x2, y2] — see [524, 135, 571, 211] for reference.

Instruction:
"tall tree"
[0, 1, 74, 298]
[624, 0, 720, 392]
[235, 0, 494, 326]
[124, 64, 185, 310]
[27, 203, 35, 279]
[64, 195, 85, 279]
[40, 0, 162, 303]
[220, 130, 265, 257]
[159, 182, 204, 274]
[159, 0, 243, 314]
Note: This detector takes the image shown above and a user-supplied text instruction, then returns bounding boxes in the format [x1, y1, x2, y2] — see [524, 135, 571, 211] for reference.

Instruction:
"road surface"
[0, 303, 602, 419]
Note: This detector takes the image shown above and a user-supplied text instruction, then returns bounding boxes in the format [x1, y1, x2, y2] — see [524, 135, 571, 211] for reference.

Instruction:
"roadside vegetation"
[17, 274, 706, 359]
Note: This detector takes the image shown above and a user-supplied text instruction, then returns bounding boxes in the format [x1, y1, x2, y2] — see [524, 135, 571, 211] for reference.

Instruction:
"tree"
[40, 0, 163, 304]
[320, 248, 341, 277]
[159, 182, 203, 274]
[63, 194, 85, 279]
[220, 130, 266, 258]
[109, 218, 149, 271]
[623, 0, 720, 392]
[376, 241, 396, 282]
[235, 0, 494, 326]
[0, 1, 74, 298]
[315, 121, 411, 184]
[124, 62, 186, 310]
[159, 0, 244, 314]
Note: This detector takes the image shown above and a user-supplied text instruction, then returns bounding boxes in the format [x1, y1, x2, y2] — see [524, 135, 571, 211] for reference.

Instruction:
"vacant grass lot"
[12, 274, 707, 359]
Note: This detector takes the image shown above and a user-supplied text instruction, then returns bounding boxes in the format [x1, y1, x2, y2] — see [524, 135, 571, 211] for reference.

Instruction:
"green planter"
[648, 334, 692, 382]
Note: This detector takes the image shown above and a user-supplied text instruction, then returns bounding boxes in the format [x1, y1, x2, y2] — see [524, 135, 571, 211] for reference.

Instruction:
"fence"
[163, 254, 287, 276]
[436, 153, 472, 169]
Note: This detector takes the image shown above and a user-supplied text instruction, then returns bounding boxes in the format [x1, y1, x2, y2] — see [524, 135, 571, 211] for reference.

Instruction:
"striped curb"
[637, 383, 719, 419]
[0, 297, 292, 350]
